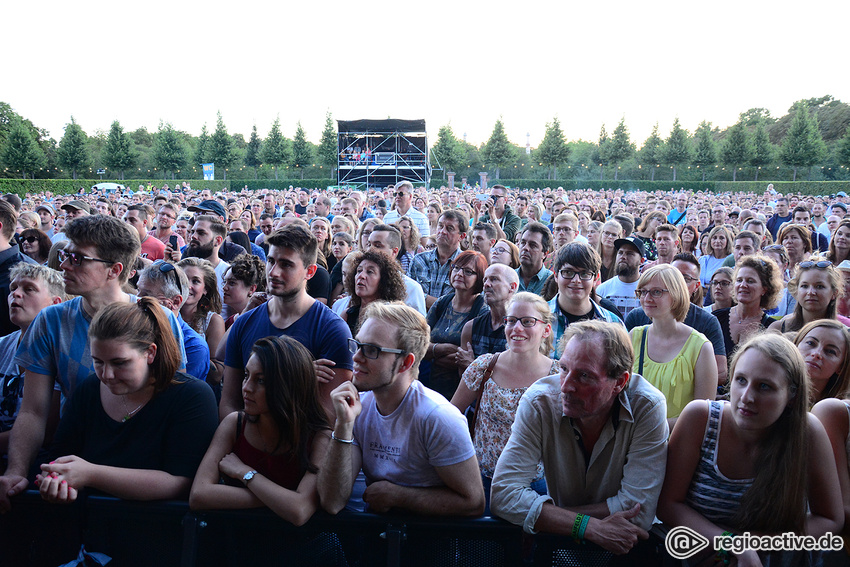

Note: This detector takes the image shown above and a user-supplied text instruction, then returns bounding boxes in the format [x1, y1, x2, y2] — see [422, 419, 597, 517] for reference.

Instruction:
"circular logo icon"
[665, 526, 710, 559]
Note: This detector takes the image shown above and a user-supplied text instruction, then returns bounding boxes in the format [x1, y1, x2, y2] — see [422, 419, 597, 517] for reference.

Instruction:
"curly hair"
[344, 250, 406, 308]
[734, 254, 783, 310]
[226, 254, 267, 293]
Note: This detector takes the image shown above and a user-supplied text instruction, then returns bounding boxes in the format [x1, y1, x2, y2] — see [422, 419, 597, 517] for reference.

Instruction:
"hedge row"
[0, 178, 338, 196]
[476, 179, 850, 195]
[4, 177, 850, 198]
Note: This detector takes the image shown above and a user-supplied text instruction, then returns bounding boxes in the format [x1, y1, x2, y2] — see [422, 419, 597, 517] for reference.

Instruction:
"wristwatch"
[242, 470, 257, 485]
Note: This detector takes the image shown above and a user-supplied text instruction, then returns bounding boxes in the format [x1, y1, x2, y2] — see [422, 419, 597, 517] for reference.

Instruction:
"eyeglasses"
[504, 316, 543, 328]
[21, 236, 39, 244]
[58, 248, 114, 266]
[491, 246, 509, 255]
[553, 226, 576, 233]
[152, 260, 183, 297]
[490, 193, 504, 201]
[799, 260, 832, 269]
[347, 338, 405, 359]
[394, 192, 409, 198]
[602, 231, 620, 238]
[711, 280, 732, 288]
[679, 274, 699, 284]
[558, 269, 595, 281]
[635, 288, 670, 298]
[451, 265, 477, 277]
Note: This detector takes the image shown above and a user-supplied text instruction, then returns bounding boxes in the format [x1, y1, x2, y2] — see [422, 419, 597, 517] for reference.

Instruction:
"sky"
[4, 0, 848, 151]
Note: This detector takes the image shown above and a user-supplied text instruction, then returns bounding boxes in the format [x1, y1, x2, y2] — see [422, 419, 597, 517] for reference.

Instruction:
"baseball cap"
[838, 192, 847, 197]
[833, 203, 848, 212]
[613, 236, 646, 259]
[61, 200, 91, 214]
[35, 204, 55, 216]
[187, 199, 227, 219]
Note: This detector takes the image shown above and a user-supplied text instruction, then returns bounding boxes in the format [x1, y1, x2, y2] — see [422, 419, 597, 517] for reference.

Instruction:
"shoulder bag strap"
[470, 352, 501, 436]
[638, 327, 647, 376]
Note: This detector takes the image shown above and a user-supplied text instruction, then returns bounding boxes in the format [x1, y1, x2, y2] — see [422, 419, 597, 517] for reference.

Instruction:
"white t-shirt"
[595, 277, 640, 318]
[353, 380, 474, 487]
[383, 207, 431, 238]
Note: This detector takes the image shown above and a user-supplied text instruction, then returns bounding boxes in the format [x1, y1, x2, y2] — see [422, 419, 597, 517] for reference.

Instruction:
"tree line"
[2, 96, 850, 183]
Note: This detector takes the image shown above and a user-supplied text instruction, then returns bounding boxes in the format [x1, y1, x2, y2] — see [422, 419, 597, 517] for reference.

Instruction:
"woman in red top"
[190, 336, 330, 525]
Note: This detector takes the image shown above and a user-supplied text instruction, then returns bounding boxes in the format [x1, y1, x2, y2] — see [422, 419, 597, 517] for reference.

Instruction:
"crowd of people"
[0, 179, 850, 565]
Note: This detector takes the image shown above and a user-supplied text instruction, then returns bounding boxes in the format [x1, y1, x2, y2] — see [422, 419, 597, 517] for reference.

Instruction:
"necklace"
[735, 306, 761, 325]
[121, 397, 145, 422]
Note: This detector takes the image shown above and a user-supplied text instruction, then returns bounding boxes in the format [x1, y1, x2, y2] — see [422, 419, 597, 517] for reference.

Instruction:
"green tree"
[291, 122, 313, 179]
[692, 121, 717, 182]
[536, 117, 570, 180]
[749, 120, 774, 181]
[591, 125, 610, 180]
[0, 118, 46, 179]
[780, 102, 827, 181]
[837, 127, 850, 170]
[152, 122, 187, 180]
[261, 116, 289, 180]
[244, 124, 262, 180]
[720, 120, 750, 182]
[103, 120, 136, 180]
[639, 123, 663, 181]
[58, 116, 89, 179]
[431, 124, 466, 180]
[607, 118, 634, 181]
[482, 119, 516, 179]
[662, 118, 692, 181]
[210, 111, 237, 181]
[317, 111, 338, 176]
[195, 123, 210, 166]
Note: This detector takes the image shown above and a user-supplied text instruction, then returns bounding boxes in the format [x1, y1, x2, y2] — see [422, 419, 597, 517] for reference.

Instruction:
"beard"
[185, 241, 215, 259]
[616, 262, 638, 279]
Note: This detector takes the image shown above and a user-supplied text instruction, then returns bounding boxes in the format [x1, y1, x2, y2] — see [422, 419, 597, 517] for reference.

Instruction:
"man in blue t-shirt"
[221, 222, 353, 421]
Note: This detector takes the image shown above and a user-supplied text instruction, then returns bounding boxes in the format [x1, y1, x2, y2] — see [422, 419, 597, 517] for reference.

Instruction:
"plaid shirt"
[547, 295, 623, 359]
[409, 247, 460, 299]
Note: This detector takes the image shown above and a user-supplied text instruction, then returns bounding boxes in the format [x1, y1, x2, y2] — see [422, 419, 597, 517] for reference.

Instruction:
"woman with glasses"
[659, 334, 842, 567]
[489, 239, 520, 269]
[698, 226, 734, 295]
[451, 292, 555, 512]
[341, 251, 406, 335]
[713, 255, 783, 364]
[769, 256, 850, 333]
[356, 218, 381, 253]
[424, 250, 488, 400]
[585, 220, 603, 249]
[704, 267, 734, 313]
[778, 223, 812, 277]
[18, 228, 51, 265]
[629, 265, 717, 427]
[596, 220, 624, 283]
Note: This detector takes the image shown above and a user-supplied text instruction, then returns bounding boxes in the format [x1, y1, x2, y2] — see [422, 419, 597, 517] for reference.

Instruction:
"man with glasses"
[383, 181, 430, 244]
[136, 261, 210, 384]
[547, 242, 622, 359]
[151, 203, 185, 248]
[319, 302, 484, 517]
[1, 215, 187, 512]
[410, 210, 468, 309]
[479, 184, 521, 243]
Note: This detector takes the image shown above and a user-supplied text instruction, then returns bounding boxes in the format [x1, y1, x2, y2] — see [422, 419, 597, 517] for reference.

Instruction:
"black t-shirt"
[307, 266, 331, 302]
[49, 373, 218, 480]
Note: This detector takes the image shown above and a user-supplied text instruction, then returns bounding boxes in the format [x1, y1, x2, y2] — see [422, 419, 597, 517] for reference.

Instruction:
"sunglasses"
[21, 236, 39, 244]
[152, 260, 183, 297]
[799, 260, 832, 269]
[347, 338, 405, 359]
[58, 248, 113, 266]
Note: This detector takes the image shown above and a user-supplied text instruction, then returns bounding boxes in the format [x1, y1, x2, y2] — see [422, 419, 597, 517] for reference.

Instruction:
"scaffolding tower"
[337, 119, 431, 189]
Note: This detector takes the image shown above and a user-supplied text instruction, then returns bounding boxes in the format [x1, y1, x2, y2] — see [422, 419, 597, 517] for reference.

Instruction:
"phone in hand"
[169, 235, 179, 250]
